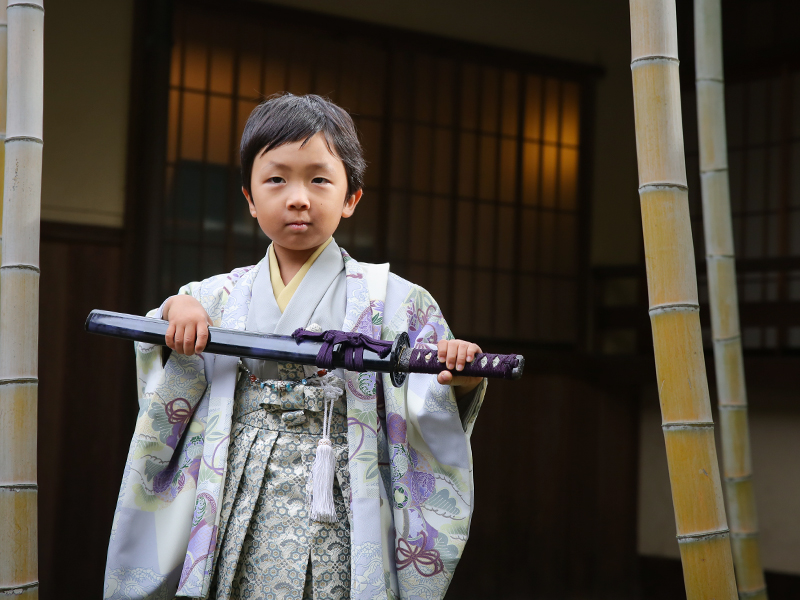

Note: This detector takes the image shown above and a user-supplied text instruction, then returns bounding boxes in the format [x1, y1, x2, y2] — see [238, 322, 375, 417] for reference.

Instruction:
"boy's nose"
[287, 186, 311, 210]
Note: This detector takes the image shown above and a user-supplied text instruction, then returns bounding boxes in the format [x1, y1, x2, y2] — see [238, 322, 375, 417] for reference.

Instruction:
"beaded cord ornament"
[239, 361, 329, 392]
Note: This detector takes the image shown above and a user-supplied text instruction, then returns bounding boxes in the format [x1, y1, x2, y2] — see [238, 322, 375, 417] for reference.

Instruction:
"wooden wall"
[447, 372, 641, 599]
[37, 222, 135, 599]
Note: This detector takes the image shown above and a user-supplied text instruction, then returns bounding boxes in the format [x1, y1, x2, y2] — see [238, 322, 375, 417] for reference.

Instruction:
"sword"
[85, 309, 525, 387]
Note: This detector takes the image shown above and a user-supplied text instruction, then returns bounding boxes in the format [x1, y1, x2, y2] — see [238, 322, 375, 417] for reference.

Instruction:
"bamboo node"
[700, 166, 728, 174]
[696, 77, 725, 84]
[638, 183, 689, 193]
[0, 582, 39, 594]
[730, 531, 759, 540]
[724, 474, 753, 484]
[719, 404, 748, 412]
[648, 303, 699, 316]
[0, 483, 38, 491]
[0, 377, 38, 386]
[714, 333, 741, 342]
[662, 421, 714, 430]
[0, 264, 40, 273]
[676, 528, 730, 543]
[630, 55, 679, 66]
[7, 2, 44, 12]
[4, 134, 43, 145]
[738, 586, 768, 598]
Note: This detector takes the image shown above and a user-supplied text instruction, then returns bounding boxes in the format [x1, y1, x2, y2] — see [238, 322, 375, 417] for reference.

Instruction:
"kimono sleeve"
[106, 270, 246, 600]
[134, 273, 238, 414]
[134, 282, 193, 404]
[379, 276, 486, 597]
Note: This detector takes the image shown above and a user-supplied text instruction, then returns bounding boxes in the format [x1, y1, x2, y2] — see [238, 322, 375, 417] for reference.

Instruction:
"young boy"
[104, 94, 487, 600]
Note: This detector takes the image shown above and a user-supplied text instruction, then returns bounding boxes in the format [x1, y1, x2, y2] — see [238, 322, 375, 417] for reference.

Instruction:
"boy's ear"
[242, 186, 257, 218]
[341, 189, 363, 219]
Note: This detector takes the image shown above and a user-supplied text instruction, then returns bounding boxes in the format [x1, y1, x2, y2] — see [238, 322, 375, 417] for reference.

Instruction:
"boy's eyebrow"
[261, 161, 336, 173]
[306, 162, 336, 173]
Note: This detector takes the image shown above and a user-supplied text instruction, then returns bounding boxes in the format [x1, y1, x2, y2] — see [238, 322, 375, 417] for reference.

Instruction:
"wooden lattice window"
[684, 68, 800, 352]
[162, 1, 595, 344]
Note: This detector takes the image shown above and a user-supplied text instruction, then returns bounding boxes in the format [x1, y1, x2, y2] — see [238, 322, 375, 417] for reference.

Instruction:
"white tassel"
[311, 438, 337, 522]
[311, 382, 340, 523]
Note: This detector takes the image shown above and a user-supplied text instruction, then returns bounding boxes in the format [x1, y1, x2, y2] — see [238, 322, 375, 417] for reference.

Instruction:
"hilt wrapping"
[400, 347, 525, 380]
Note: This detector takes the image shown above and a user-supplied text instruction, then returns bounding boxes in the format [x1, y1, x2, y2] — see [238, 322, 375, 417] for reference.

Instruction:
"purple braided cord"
[292, 328, 394, 371]
[407, 348, 521, 380]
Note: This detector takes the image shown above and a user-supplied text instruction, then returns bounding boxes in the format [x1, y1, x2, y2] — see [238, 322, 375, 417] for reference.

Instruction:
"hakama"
[211, 365, 350, 600]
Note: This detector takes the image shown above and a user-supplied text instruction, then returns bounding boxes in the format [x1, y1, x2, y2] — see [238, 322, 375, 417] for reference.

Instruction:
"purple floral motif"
[414, 322, 442, 346]
[186, 454, 201, 486]
[411, 471, 436, 504]
[406, 516, 440, 552]
[387, 412, 407, 444]
[164, 398, 193, 449]
[395, 529, 444, 577]
[179, 512, 217, 588]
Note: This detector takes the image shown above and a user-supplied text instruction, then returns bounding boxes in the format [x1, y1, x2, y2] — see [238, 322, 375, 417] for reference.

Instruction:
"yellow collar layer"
[268, 237, 334, 313]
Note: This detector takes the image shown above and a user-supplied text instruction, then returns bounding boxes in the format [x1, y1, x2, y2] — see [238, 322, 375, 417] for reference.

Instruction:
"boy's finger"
[455, 343, 468, 371]
[437, 370, 453, 385]
[466, 343, 482, 362]
[446, 340, 459, 370]
[437, 339, 448, 363]
[196, 323, 208, 353]
[184, 323, 196, 356]
[174, 325, 185, 354]
[165, 323, 176, 350]
[449, 375, 482, 389]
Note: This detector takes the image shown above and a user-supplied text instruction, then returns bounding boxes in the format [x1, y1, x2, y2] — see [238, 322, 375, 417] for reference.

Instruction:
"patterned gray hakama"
[210, 363, 351, 600]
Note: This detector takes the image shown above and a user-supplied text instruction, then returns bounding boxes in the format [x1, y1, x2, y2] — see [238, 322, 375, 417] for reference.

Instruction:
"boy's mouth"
[287, 221, 309, 231]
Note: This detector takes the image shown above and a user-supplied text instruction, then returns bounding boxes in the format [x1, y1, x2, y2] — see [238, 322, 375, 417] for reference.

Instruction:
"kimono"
[104, 241, 486, 600]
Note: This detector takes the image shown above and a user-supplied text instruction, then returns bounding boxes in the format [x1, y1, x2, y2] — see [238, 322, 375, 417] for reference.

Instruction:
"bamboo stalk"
[694, 1, 767, 597]
[0, 1, 44, 598]
[0, 3, 6, 285]
[629, 2, 737, 598]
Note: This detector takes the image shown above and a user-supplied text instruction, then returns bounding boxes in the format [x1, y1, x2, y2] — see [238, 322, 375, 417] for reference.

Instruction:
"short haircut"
[240, 93, 366, 199]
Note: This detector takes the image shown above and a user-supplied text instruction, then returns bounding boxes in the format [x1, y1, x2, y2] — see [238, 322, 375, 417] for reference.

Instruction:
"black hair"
[240, 93, 366, 199]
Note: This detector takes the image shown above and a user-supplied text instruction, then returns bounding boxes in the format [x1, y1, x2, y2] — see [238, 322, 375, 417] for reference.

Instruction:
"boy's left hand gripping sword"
[85, 309, 525, 387]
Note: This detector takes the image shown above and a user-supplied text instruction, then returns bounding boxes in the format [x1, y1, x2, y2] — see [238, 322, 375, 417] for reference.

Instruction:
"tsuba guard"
[389, 331, 411, 387]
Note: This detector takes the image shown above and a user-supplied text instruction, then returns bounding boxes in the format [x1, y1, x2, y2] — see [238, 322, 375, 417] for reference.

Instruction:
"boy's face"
[243, 132, 361, 254]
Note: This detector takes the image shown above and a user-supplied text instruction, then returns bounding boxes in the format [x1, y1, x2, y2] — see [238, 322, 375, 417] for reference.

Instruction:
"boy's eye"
[267, 176, 284, 184]
[311, 177, 329, 184]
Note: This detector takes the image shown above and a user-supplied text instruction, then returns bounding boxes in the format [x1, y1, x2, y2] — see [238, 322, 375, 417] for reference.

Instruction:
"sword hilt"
[398, 346, 525, 381]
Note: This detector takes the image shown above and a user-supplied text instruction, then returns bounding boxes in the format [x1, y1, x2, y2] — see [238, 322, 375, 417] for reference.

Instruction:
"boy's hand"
[436, 339, 484, 397]
[163, 295, 213, 356]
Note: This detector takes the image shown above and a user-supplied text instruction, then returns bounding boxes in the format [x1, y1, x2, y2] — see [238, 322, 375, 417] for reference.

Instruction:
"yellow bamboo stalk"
[694, 2, 767, 597]
[0, 1, 44, 598]
[629, 2, 737, 598]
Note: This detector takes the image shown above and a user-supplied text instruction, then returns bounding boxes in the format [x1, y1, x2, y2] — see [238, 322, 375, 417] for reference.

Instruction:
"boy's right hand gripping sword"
[85, 309, 525, 387]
